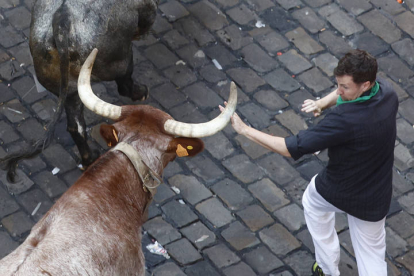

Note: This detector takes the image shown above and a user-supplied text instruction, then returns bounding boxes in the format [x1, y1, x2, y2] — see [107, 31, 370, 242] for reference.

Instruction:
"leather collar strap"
[111, 142, 162, 197]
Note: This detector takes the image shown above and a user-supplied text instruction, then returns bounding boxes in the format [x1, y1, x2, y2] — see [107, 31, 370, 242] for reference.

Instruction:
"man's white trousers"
[302, 175, 387, 276]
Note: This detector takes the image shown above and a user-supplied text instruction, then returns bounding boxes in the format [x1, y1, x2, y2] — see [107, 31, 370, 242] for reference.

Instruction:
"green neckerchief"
[336, 81, 379, 106]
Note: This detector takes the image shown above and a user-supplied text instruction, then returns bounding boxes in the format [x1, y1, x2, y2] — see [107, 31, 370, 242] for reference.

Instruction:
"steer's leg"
[116, 52, 149, 101]
[65, 94, 99, 167]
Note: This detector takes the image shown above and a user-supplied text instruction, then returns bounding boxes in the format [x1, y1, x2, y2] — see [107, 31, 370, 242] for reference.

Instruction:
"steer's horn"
[164, 82, 237, 137]
[78, 48, 122, 120]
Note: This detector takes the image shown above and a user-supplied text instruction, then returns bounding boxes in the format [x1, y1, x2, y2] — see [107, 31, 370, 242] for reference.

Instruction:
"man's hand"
[219, 102, 248, 135]
[301, 99, 322, 117]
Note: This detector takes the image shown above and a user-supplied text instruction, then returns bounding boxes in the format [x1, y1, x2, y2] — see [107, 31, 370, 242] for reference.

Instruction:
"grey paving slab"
[1, 211, 34, 237]
[351, 32, 389, 57]
[185, 155, 225, 184]
[276, 0, 303, 10]
[259, 223, 301, 256]
[0, 121, 19, 144]
[246, 0, 274, 12]
[287, 89, 317, 118]
[278, 49, 312, 75]
[144, 43, 179, 69]
[285, 27, 324, 55]
[152, 262, 186, 276]
[386, 227, 408, 258]
[394, 143, 414, 172]
[227, 67, 266, 93]
[248, 178, 290, 212]
[204, 244, 240, 268]
[358, 9, 402, 44]
[273, 203, 306, 231]
[0, 25, 25, 48]
[298, 67, 333, 94]
[303, 0, 331, 8]
[16, 188, 53, 222]
[222, 262, 256, 276]
[226, 4, 257, 25]
[165, 238, 203, 265]
[243, 245, 283, 274]
[173, 17, 216, 46]
[32, 171, 67, 198]
[222, 154, 265, 183]
[143, 216, 182, 245]
[241, 43, 278, 73]
[292, 7, 325, 34]
[252, 29, 290, 55]
[199, 64, 227, 83]
[238, 102, 272, 129]
[392, 38, 414, 67]
[0, 231, 18, 259]
[283, 250, 315, 276]
[195, 197, 234, 228]
[263, 68, 301, 93]
[254, 89, 289, 111]
[258, 153, 300, 185]
[378, 54, 414, 82]
[180, 221, 216, 249]
[17, 118, 47, 142]
[176, 44, 208, 69]
[167, 174, 212, 205]
[0, 186, 19, 219]
[202, 132, 235, 160]
[392, 170, 414, 197]
[370, 0, 406, 16]
[150, 83, 187, 109]
[396, 251, 414, 274]
[1, 99, 29, 123]
[261, 7, 298, 32]
[188, 0, 229, 31]
[183, 82, 223, 108]
[275, 109, 308, 135]
[161, 200, 198, 228]
[217, 25, 253, 51]
[236, 204, 274, 231]
[336, 0, 371, 16]
[211, 178, 253, 210]
[1, 169, 34, 195]
[398, 192, 414, 215]
[184, 260, 221, 276]
[162, 30, 189, 50]
[319, 30, 352, 58]
[221, 221, 260, 251]
[377, 72, 409, 102]
[159, 0, 189, 22]
[325, 8, 364, 36]
[205, 44, 238, 69]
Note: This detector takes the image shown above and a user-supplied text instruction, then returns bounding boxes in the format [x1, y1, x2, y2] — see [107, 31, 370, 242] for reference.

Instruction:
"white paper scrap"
[212, 59, 222, 70]
[51, 167, 60, 175]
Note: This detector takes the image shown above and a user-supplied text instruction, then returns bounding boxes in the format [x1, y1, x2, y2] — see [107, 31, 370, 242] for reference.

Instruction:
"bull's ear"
[170, 138, 204, 157]
[100, 124, 119, 148]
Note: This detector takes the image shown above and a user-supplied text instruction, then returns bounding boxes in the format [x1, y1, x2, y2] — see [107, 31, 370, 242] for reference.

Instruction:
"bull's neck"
[80, 147, 163, 222]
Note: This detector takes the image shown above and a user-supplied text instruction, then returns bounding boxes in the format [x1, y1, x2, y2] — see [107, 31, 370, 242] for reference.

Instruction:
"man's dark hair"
[334, 49, 378, 84]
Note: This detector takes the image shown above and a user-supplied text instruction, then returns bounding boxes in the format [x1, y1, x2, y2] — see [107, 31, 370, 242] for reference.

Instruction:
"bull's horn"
[78, 48, 122, 120]
[164, 82, 237, 137]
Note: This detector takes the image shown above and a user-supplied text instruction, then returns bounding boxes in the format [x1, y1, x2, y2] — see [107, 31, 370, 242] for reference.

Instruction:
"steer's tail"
[0, 4, 70, 183]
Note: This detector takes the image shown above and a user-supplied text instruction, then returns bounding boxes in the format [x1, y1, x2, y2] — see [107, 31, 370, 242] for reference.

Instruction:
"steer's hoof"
[131, 84, 149, 102]
[81, 150, 100, 169]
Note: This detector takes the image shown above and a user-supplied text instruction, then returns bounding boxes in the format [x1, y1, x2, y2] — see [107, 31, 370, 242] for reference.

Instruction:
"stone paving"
[1, 0, 414, 275]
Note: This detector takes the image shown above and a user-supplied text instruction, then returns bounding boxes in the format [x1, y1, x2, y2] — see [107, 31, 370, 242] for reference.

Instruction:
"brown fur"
[0, 105, 204, 275]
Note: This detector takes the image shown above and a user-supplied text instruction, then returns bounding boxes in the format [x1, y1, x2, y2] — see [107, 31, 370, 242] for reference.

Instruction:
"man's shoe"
[312, 262, 325, 276]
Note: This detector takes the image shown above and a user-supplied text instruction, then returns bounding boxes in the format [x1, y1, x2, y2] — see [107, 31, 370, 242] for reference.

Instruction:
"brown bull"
[0, 49, 237, 276]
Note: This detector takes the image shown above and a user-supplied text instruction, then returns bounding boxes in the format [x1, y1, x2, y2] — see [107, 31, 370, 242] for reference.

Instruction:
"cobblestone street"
[1, 0, 414, 275]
